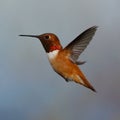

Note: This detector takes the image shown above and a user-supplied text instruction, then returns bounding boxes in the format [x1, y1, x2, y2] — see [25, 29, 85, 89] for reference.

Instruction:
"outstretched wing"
[63, 26, 98, 63]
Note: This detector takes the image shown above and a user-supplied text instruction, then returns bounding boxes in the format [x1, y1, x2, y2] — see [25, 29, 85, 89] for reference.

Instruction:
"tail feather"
[74, 71, 96, 92]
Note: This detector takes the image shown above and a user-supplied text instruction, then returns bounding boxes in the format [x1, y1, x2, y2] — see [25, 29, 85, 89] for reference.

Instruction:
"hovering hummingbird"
[19, 26, 98, 92]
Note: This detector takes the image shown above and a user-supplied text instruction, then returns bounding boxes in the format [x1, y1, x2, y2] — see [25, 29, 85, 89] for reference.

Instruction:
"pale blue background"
[0, 0, 120, 120]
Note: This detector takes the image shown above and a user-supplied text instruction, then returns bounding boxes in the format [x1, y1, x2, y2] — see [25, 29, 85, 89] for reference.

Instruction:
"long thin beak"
[19, 34, 39, 38]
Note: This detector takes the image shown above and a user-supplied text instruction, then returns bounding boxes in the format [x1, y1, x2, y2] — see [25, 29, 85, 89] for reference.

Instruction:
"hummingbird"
[19, 26, 98, 92]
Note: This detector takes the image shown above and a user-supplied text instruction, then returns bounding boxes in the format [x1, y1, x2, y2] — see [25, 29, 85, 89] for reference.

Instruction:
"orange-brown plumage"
[19, 26, 98, 92]
[48, 49, 95, 91]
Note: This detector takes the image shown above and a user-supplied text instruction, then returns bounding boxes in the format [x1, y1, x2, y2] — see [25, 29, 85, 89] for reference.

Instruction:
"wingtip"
[90, 25, 98, 30]
[92, 25, 99, 30]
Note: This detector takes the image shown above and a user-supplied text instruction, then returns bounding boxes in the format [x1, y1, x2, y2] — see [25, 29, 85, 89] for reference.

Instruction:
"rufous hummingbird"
[19, 26, 98, 92]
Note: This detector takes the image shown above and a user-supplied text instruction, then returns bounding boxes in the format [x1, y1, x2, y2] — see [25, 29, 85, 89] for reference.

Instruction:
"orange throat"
[49, 45, 62, 52]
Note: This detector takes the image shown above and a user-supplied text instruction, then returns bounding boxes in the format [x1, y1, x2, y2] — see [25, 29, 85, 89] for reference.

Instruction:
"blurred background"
[0, 0, 120, 120]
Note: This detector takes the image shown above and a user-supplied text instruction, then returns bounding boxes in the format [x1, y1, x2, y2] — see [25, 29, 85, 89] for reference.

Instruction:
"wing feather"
[63, 26, 98, 63]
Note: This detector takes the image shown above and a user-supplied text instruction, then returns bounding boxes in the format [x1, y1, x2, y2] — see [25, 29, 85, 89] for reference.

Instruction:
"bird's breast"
[47, 50, 79, 79]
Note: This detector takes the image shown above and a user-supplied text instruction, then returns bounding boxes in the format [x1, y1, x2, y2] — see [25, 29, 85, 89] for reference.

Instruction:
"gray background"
[0, 0, 120, 120]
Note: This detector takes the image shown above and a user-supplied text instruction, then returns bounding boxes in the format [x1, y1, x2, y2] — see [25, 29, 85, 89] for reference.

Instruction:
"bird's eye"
[44, 35, 49, 40]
